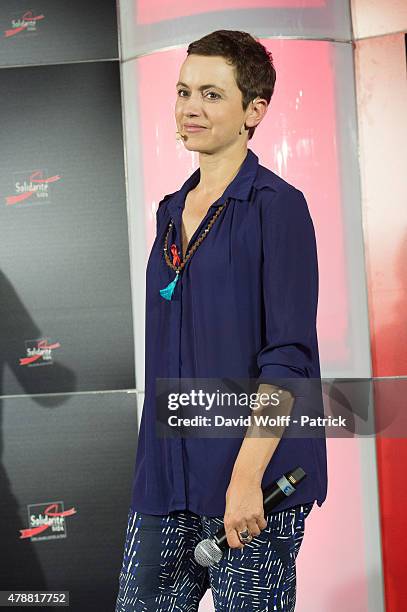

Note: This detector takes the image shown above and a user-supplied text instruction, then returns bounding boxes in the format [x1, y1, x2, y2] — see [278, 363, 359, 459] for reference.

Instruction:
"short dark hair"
[186, 30, 276, 140]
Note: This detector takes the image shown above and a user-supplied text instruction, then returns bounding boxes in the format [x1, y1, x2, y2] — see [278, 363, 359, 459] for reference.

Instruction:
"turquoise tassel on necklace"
[160, 242, 181, 300]
[159, 200, 229, 301]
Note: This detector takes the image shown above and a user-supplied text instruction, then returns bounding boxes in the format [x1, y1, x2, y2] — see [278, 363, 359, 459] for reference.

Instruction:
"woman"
[116, 29, 327, 611]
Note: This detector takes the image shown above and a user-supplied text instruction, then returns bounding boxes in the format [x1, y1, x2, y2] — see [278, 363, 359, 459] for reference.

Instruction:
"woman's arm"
[224, 187, 319, 547]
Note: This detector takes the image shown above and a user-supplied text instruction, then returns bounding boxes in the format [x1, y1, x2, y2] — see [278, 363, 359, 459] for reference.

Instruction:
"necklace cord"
[163, 199, 229, 273]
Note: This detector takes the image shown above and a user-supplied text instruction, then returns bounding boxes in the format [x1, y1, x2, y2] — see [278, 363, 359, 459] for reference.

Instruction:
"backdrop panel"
[354, 30, 407, 612]
[0, 0, 119, 67]
[0, 61, 135, 395]
[0, 391, 139, 610]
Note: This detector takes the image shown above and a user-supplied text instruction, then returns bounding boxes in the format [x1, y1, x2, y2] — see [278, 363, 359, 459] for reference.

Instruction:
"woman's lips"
[184, 126, 207, 133]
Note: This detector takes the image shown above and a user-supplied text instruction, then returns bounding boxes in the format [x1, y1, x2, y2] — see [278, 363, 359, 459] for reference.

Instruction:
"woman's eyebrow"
[176, 81, 226, 93]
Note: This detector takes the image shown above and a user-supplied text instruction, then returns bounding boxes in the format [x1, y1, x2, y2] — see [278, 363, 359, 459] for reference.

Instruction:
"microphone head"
[194, 538, 223, 567]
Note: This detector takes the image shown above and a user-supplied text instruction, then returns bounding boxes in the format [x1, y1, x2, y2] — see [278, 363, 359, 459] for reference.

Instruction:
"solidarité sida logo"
[4, 10, 45, 38]
[19, 337, 61, 367]
[5, 170, 62, 207]
[20, 502, 77, 542]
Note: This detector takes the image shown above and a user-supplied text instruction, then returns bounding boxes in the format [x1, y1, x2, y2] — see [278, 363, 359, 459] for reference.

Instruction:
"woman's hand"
[224, 475, 268, 549]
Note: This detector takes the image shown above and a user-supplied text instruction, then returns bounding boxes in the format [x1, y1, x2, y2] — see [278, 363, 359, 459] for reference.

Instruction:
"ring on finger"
[238, 528, 253, 544]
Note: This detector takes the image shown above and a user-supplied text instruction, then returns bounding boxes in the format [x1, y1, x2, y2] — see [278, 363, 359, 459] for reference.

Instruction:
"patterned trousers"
[115, 501, 314, 612]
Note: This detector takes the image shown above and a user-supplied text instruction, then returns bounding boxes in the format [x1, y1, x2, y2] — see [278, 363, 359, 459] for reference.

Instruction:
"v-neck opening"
[175, 165, 229, 261]
[180, 193, 226, 263]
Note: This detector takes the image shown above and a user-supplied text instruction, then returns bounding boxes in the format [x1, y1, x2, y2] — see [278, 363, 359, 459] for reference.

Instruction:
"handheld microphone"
[194, 467, 307, 567]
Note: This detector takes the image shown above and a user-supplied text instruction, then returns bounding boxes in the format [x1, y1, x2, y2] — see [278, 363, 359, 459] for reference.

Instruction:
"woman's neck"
[196, 146, 248, 197]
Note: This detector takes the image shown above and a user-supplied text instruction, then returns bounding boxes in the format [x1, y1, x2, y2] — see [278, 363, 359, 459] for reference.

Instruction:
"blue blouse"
[131, 148, 328, 516]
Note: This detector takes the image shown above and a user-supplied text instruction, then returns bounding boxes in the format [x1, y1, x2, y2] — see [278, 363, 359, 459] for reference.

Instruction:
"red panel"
[356, 32, 407, 612]
[376, 438, 407, 611]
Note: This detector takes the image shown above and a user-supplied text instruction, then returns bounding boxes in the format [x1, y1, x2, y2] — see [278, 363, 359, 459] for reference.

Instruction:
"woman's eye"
[176, 90, 220, 100]
[205, 91, 220, 100]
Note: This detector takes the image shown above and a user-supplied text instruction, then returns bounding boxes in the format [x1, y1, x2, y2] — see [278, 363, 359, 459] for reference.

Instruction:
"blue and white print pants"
[115, 501, 314, 612]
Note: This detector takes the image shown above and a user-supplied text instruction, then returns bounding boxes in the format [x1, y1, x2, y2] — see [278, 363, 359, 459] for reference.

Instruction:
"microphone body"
[194, 467, 307, 566]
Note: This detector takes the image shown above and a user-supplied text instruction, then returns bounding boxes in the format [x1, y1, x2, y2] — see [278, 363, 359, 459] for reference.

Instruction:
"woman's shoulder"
[157, 191, 177, 211]
[254, 167, 312, 227]
[255, 163, 303, 198]
[155, 191, 177, 227]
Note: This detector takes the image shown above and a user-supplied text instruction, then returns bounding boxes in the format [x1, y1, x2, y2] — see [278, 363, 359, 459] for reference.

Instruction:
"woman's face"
[175, 54, 249, 153]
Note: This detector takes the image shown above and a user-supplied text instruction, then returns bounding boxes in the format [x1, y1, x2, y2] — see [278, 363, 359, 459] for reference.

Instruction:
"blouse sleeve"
[256, 186, 319, 395]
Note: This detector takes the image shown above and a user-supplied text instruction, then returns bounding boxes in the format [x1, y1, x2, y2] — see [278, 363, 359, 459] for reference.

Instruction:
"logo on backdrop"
[4, 10, 45, 38]
[20, 502, 77, 541]
[5, 170, 62, 207]
[19, 338, 61, 367]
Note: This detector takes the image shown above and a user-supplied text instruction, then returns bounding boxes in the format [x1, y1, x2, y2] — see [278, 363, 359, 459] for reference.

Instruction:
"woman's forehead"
[178, 55, 236, 88]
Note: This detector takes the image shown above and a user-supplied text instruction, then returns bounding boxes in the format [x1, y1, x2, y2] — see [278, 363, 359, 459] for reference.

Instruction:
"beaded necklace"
[159, 198, 229, 300]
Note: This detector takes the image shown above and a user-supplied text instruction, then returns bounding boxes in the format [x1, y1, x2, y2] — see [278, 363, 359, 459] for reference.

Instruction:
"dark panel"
[0, 391, 139, 610]
[0, 61, 135, 394]
[0, 0, 118, 66]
